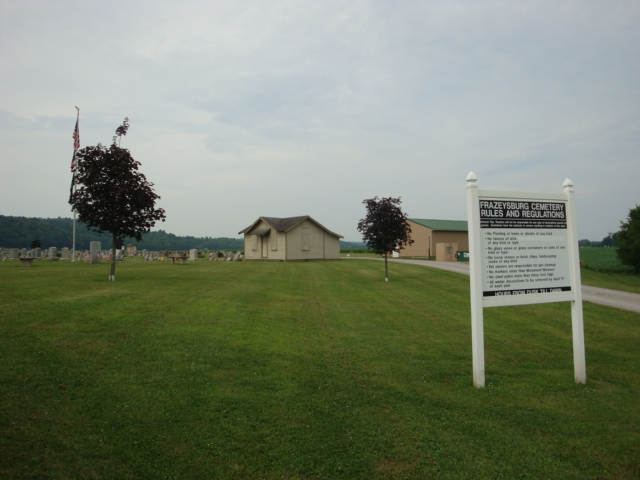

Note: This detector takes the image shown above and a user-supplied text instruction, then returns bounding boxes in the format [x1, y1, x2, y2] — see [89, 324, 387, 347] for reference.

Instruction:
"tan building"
[399, 219, 469, 261]
[239, 216, 343, 261]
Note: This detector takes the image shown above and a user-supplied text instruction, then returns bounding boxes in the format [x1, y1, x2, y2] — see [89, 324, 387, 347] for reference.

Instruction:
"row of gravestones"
[1, 245, 244, 263]
[1, 242, 106, 264]
[158, 250, 243, 261]
[211, 251, 243, 261]
[157, 250, 243, 261]
[3, 247, 68, 260]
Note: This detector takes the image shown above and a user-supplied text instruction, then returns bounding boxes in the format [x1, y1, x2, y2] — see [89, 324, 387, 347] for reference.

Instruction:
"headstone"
[9, 248, 19, 260]
[21, 248, 28, 257]
[189, 249, 198, 261]
[61, 247, 70, 260]
[116, 249, 123, 261]
[33, 248, 41, 258]
[90, 242, 101, 264]
[48, 247, 58, 261]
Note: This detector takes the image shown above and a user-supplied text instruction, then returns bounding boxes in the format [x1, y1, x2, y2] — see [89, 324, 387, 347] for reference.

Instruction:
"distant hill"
[0, 215, 366, 251]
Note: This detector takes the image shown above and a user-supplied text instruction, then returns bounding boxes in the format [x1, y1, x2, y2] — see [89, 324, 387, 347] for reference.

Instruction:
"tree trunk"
[109, 232, 116, 282]
[384, 254, 389, 282]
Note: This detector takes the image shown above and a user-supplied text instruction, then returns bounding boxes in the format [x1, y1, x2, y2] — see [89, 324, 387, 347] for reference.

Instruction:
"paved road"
[347, 257, 640, 313]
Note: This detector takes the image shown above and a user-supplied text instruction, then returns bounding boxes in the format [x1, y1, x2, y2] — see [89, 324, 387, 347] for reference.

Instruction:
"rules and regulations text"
[479, 199, 572, 297]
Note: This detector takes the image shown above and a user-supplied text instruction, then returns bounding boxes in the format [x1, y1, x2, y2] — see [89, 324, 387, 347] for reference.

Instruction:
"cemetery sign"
[466, 172, 585, 388]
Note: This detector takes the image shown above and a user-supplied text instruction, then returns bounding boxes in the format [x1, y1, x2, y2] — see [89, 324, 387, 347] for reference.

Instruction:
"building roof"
[261, 216, 309, 232]
[239, 216, 343, 238]
[408, 218, 468, 232]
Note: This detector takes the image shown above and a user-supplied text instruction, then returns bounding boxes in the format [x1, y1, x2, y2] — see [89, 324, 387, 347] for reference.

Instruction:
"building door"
[261, 235, 269, 258]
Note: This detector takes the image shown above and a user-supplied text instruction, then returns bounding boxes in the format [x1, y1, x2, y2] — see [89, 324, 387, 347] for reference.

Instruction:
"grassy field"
[579, 247, 633, 274]
[1, 259, 638, 479]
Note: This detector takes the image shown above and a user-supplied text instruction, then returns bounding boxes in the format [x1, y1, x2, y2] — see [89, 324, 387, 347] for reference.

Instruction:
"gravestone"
[61, 247, 70, 260]
[189, 249, 198, 261]
[116, 249, 123, 261]
[90, 242, 101, 264]
[21, 248, 28, 257]
[33, 247, 41, 258]
[9, 248, 19, 260]
[48, 247, 58, 261]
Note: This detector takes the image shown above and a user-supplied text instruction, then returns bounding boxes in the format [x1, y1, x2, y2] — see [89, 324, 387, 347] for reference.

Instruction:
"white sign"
[466, 173, 585, 388]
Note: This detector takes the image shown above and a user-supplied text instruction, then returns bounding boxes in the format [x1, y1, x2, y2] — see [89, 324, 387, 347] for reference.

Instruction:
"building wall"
[398, 221, 469, 258]
[399, 221, 433, 257]
[267, 230, 287, 261]
[243, 219, 289, 261]
[243, 234, 260, 260]
[286, 219, 327, 260]
[323, 231, 341, 259]
[432, 231, 468, 252]
[435, 242, 458, 261]
[243, 220, 263, 260]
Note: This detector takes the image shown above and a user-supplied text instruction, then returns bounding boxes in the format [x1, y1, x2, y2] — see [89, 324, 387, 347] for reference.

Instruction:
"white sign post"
[466, 172, 586, 388]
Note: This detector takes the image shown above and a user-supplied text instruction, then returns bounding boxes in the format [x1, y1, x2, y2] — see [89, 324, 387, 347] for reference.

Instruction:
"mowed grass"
[580, 268, 640, 293]
[1, 260, 638, 479]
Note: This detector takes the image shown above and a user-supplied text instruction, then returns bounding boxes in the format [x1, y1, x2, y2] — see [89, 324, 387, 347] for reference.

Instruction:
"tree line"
[578, 232, 618, 248]
[0, 215, 244, 251]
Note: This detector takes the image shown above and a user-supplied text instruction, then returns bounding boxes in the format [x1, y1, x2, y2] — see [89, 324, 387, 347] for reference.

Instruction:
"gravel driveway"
[347, 257, 640, 313]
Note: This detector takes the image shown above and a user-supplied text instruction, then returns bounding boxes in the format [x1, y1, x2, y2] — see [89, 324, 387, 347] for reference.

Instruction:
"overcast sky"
[1, 0, 638, 242]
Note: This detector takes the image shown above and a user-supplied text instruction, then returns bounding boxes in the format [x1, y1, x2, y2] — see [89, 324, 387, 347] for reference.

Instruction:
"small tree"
[30, 238, 42, 249]
[69, 118, 166, 281]
[616, 205, 640, 273]
[357, 196, 414, 281]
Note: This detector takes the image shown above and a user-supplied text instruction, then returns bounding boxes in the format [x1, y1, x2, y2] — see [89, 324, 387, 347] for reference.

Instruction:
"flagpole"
[72, 210, 77, 262]
[71, 107, 79, 262]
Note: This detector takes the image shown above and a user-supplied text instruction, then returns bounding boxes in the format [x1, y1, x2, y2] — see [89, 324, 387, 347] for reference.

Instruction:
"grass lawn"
[1, 259, 638, 479]
[342, 253, 640, 293]
[580, 268, 640, 293]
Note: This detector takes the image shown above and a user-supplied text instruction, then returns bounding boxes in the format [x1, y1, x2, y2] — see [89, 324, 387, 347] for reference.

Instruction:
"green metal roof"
[408, 219, 468, 232]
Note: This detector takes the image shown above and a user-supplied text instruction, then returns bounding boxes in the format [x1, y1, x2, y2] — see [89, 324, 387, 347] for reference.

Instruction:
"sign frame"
[466, 172, 586, 388]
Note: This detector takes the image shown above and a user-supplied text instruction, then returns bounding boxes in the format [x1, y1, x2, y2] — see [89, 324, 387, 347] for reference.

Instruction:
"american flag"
[71, 118, 80, 171]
